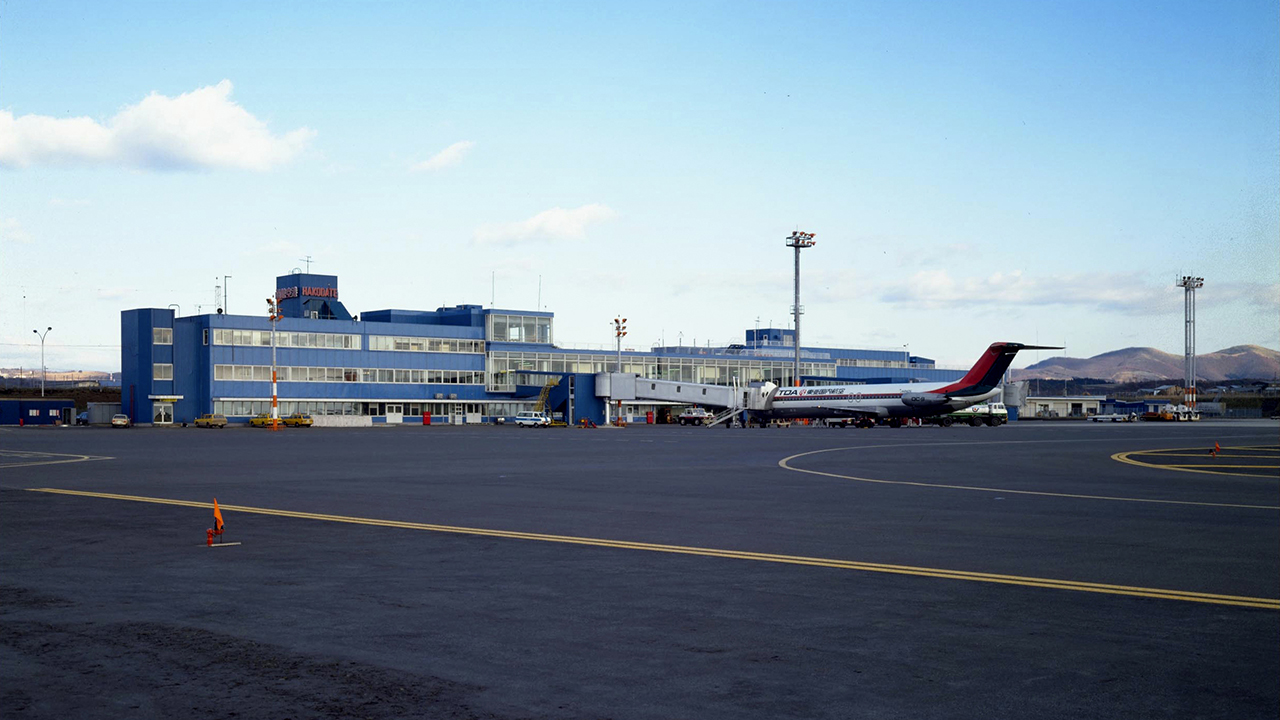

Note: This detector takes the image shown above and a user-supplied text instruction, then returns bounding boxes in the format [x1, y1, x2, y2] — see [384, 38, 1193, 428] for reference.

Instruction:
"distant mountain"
[1011, 345, 1280, 383]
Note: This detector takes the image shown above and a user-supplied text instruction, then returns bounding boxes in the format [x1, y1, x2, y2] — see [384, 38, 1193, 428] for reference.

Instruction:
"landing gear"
[888, 418, 903, 428]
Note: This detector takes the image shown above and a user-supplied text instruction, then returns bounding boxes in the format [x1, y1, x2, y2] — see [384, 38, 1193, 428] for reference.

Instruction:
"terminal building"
[120, 272, 965, 426]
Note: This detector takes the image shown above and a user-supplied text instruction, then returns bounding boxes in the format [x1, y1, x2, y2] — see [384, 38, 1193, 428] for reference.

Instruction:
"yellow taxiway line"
[25, 487, 1280, 611]
[779, 448, 1279, 510]
[1112, 446, 1280, 480]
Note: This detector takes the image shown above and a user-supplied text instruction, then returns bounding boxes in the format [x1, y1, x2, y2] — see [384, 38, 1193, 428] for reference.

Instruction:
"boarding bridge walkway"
[595, 373, 774, 422]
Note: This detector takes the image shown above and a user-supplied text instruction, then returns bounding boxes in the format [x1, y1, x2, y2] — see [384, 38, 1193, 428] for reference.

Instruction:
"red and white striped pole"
[267, 297, 281, 431]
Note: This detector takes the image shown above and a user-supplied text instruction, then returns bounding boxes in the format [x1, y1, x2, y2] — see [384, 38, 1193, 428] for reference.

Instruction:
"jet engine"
[900, 391, 948, 408]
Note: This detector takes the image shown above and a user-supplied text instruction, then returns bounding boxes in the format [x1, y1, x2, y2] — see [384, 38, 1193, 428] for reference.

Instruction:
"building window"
[153, 327, 173, 345]
[153, 363, 173, 381]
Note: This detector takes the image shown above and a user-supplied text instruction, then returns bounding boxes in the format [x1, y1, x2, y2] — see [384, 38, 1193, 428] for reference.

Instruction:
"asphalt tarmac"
[2, 420, 1277, 719]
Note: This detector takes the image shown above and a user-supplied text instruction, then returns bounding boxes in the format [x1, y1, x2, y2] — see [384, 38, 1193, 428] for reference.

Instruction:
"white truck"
[677, 407, 714, 425]
[934, 402, 1007, 427]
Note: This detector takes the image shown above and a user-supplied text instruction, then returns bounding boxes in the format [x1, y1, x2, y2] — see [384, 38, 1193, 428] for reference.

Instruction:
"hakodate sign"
[276, 286, 338, 300]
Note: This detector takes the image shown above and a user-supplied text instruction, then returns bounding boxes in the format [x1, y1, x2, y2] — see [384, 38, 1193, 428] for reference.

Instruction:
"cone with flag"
[213, 498, 225, 538]
[1211, 442, 1220, 459]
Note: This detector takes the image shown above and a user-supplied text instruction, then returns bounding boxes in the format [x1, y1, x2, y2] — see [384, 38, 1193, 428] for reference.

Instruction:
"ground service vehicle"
[283, 413, 313, 427]
[514, 411, 551, 428]
[111, 414, 131, 428]
[249, 414, 277, 427]
[938, 402, 1008, 427]
[195, 413, 228, 428]
[678, 407, 713, 425]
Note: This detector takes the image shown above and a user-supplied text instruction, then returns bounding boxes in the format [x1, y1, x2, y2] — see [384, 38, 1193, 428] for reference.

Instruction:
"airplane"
[749, 342, 1063, 428]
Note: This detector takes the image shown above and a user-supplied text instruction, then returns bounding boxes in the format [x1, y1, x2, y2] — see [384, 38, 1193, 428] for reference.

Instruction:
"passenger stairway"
[533, 378, 559, 413]
[705, 407, 740, 428]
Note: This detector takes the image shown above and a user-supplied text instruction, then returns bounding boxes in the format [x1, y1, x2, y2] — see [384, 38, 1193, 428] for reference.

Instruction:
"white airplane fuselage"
[765, 381, 1001, 420]
[752, 342, 1059, 423]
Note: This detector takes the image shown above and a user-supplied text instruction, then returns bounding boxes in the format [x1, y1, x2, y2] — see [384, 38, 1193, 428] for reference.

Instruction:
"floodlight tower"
[1176, 276, 1204, 408]
[613, 317, 628, 426]
[785, 231, 816, 386]
[613, 317, 627, 372]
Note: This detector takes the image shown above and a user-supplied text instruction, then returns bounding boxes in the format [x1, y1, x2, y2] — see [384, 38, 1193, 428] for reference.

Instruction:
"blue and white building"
[121, 272, 963, 425]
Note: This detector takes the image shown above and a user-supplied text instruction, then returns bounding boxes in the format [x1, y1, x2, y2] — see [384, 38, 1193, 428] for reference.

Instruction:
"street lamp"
[33, 327, 51, 397]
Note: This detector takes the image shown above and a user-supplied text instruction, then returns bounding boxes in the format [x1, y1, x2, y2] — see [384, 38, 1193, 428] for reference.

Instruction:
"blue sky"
[2, 0, 1276, 371]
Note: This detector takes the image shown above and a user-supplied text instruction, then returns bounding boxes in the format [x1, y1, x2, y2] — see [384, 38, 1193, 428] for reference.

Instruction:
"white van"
[514, 411, 552, 428]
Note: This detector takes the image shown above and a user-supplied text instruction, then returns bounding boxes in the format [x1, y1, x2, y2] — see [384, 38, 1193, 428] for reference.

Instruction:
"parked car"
[249, 413, 277, 427]
[514, 411, 552, 428]
[111, 414, 131, 428]
[75, 412, 89, 426]
[678, 407, 714, 425]
[194, 413, 228, 428]
[283, 412, 313, 427]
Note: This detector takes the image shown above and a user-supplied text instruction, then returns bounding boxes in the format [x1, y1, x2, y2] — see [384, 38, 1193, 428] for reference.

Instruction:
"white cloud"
[876, 270, 1275, 316]
[0, 217, 32, 244]
[411, 140, 474, 172]
[0, 80, 315, 171]
[474, 204, 616, 244]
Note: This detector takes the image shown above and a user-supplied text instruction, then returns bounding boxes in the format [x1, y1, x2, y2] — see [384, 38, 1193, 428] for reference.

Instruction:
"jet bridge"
[595, 373, 776, 417]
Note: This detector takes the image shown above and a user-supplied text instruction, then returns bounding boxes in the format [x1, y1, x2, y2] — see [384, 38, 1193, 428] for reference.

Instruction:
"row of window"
[213, 364, 485, 385]
[488, 351, 836, 386]
[212, 329, 362, 350]
[836, 358, 911, 369]
[368, 336, 484, 354]
[212, 400, 536, 417]
[486, 314, 553, 344]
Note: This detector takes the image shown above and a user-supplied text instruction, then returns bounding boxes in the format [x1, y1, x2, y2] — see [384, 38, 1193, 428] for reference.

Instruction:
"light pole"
[612, 317, 627, 426]
[33, 327, 51, 396]
[903, 343, 910, 367]
[785, 231, 816, 386]
[223, 276, 232, 315]
[613, 317, 627, 372]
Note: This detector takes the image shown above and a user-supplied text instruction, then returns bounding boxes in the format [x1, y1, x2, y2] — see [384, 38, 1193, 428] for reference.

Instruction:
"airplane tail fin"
[935, 343, 1063, 397]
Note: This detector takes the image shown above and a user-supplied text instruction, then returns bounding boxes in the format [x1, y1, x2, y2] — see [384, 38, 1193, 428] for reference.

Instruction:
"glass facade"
[214, 364, 484, 384]
[369, 335, 484, 353]
[486, 314, 552, 344]
[212, 399, 535, 418]
[213, 328, 361, 350]
[487, 350, 835, 390]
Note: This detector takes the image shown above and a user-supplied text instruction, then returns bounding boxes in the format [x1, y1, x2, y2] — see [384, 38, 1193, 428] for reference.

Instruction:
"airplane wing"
[817, 405, 888, 418]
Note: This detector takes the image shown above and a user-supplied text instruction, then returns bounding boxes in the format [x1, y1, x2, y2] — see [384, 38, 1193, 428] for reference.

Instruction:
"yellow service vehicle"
[283, 412, 313, 427]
